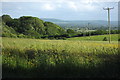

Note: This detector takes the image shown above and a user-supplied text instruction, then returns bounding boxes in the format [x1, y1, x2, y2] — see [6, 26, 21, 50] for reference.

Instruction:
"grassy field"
[2, 37, 120, 78]
[67, 34, 119, 41]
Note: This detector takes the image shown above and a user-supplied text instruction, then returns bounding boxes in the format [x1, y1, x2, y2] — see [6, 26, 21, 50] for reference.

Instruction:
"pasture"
[67, 34, 118, 41]
[2, 37, 120, 78]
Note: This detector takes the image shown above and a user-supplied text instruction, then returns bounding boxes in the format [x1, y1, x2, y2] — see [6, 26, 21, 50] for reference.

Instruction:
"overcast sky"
[1, 0, 119, 21]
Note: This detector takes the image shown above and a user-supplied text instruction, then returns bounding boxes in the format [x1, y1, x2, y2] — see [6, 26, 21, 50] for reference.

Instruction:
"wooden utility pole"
[103, 7, 114, 43]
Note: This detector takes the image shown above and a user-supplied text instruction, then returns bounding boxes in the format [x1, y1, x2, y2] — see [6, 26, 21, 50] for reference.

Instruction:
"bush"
[17, 34, 26, 38]
[118, 38, 120, 41]
[62, 37, 66, 40]
[10, 33, 17, 38]
[103, 37, 108, 41]
[67, 29, 75, 34]
[2, 32, 17, 38]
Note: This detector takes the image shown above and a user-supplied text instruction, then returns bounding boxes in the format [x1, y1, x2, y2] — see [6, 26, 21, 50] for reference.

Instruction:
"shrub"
[118, 38, 120, 41]
[10, 33, 17, 38]
[17, 34, 26, 38]
[103, 37, 108, 41]
[62, 37, 66, 40]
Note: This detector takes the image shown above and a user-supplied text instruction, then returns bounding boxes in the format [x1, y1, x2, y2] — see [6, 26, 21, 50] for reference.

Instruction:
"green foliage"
[2, 23, 17, 38]
[111, 30, 118, 34]
[103, 37, 108, 41]
[2, 15, 66, 39]
[118, 38, 120, 41]
[44, 22, 65, 35]
[6, 19, 20, 31]
[17, 34, 26, 38]
[19, 16, 45, 34]
[91, 30, 107, 35]
[67, 29, 75, 34]
[66, 29, 79, 37]
[2, 33, 17, 38]
[2, 15, 12, 23]
[1, 15, 119, 40]
[24, 30, 41, 39]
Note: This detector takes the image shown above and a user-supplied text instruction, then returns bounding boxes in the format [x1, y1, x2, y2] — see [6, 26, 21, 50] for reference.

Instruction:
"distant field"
[2, 37, 120, 78]
[67, 34, 119, 41]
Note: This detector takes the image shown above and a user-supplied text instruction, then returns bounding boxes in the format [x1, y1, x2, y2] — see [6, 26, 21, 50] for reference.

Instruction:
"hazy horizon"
[1, 14, 118, 21]
[40, 18, 118, 21]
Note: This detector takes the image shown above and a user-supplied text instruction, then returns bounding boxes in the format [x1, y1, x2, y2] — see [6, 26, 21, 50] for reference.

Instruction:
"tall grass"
[2, 37, 120, 78]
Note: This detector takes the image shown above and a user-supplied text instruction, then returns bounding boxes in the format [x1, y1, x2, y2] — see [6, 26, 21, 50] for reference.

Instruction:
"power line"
[103, 7, 114, 43]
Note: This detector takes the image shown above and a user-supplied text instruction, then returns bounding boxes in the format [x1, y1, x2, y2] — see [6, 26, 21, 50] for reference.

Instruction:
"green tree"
[67, 29, 75, 34]
[2, 15, 12, 23]
[2, 23, 17, 38]
[24, 30, 41, 39]
[6, 19, 20, 32]
[19, 16, 45, 34]
[1, 15, 67, 39]
[44, 22, 65, 35]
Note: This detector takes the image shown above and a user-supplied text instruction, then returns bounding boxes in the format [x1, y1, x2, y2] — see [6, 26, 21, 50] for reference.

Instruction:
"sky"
[1, 0, 119, 21]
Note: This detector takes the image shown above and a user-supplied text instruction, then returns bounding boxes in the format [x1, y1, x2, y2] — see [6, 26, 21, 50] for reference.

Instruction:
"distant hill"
[41, 18, 118, 30]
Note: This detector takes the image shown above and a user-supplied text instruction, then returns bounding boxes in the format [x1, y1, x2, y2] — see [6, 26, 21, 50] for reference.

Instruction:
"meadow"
[2, 37, 120, 78]
[67, 34, 118, 41]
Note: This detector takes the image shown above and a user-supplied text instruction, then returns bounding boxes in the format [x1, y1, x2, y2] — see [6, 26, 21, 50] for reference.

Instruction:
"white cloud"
[84, 4, 95, 10]
[91, 0, 119, 2]
[39, 1, 96, 12]
[18, 7, 22, 10]
[57, 4, 62, 8]
[67, 1, 78, 11]
[42, 3, 55, 11]
[80, 0, 92, 4]
[2, 0, 119, 12]
[66, 1, 96, 12]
